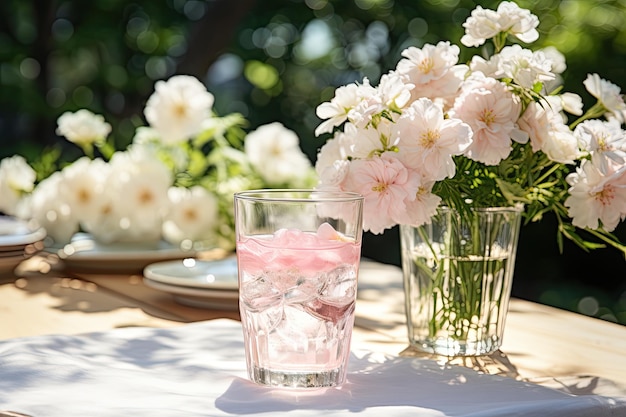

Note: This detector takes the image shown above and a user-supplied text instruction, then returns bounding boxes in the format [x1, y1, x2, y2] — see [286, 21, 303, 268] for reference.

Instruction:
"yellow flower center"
[174, 103, 187, 118]
[480, 108, 496, 126]
[420, 129, 440, 148]
[372, 182, 388, 193]
[597, 134, 609, 152]
[418, 57, 434, 74]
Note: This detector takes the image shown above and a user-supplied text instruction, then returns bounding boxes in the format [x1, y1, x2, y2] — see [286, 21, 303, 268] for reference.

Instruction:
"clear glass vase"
[400, 206, 523, 357]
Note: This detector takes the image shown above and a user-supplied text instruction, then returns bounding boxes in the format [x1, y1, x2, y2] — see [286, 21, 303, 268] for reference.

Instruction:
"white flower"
[461, 1, 539, 47]
[315, 128, 355, 186]
[394, 181, 442, 228]
[315, 79, 378, 135]
[0, 155, 36, 216]
[559, 93, 583, 116]
[56, 109, 111, 146]
[57, 157, 110, 225]
[495, 1, 539, 44]
[315, 128, 353, 173]
[377, 71, 414, 110]
[565, 158, 626, 232]
[350, 118, 397, 159]
[144, 75, 215, 144]
[450, 74, 522, 165]
[583, 73, 626, 123]
[540, 46, 567, 74]
[244, 122, 313, 186]
[517, 101, 552, 153]
[396, 42, 461, 85]
[574, 119, 626, 170]
[461, 6, 501, 47]
[89, 146, 172, 242]
[162, 186, 219, 244]
[468, 55, 502, 79]
[494, 45, 555, 89]
[343, 152, 420, 234]
[345, 79, 386, 129]
[317, 159, 350, 188]
[315, 83, 363, 136]
[518, 100, 580, 164]
[396, 42, 468, 107]
[27, 172, 79, 243]
[395, 98, 472, 181]
[541, 129, 580, 165]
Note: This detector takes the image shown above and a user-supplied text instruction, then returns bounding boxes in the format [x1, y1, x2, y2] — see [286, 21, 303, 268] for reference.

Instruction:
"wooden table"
[2, 253, 626, 398]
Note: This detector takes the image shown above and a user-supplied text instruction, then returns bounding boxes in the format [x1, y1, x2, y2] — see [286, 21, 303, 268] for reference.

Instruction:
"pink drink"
[237, 223, 361, 388]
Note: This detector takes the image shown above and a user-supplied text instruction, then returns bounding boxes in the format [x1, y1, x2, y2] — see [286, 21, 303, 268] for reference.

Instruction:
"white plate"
[143, 276, 239, 310]
[56, 233, 197, 273]
[143, 257, 238, 290]
[0, 216, 46, 248]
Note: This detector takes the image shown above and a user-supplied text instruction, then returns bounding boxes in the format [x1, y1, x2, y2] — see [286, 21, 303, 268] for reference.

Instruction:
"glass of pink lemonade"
[234, 189, 364, 388]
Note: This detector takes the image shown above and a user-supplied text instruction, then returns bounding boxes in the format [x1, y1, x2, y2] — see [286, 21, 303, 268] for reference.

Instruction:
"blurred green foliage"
[1, 0, 625, 322]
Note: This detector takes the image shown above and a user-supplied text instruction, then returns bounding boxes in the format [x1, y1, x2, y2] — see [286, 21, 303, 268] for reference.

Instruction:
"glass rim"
[234, 189, 364, 203]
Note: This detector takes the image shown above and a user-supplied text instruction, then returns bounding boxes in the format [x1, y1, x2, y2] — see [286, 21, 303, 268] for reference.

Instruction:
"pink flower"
[583, 73, 626, 123]
[394, 180, 442, 227]
[396, 42, 468, 107]
[451, 74, 521, 165]
[344, 153, 420, 234]
[396, 42, 460, 85]
[565, 158, 626, 232]
[315, 83, 361, 136]
[395, 98, 472, 181]
[574, 119, 626, 166]
[518, 100, 580, 164]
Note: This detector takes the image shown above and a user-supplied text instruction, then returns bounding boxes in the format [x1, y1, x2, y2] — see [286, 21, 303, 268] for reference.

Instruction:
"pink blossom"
[451, 75, 521, 165]
[574, 119, 626, 164]
[394, 180, 442, 227]
[565, 159, 626, 231]
[518, 100, 580, 164]
[395, 98, 472, 181]
[396, 42, 461, 85]
[396, 42, 468, 107]
[344, 153, 420, 234]
[583, 73, 626, 123]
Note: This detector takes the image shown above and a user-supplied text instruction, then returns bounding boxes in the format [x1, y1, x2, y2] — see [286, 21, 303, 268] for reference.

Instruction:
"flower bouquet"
[0, 75, 316, 254]
[313, 1, 626, 355]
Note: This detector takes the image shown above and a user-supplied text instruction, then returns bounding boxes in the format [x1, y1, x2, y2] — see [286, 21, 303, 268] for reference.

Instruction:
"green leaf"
[495, 178, 532, 204]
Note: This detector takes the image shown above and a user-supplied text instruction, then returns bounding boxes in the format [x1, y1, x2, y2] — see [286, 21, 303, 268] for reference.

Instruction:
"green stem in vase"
[408, 208, 517, 348]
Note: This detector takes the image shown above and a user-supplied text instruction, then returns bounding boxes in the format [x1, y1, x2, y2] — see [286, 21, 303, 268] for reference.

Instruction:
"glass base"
[250, 365, 345, 388]
[410, 336, 501, 357]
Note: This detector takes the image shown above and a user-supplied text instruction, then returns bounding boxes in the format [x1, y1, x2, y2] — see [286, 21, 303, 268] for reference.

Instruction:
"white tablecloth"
[1, 319, 624, 417]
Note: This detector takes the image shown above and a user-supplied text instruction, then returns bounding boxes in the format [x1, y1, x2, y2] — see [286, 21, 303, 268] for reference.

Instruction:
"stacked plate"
[143, 256, 239, 310]
[0, 216, 46, 274]
[57, 232, 198, 274]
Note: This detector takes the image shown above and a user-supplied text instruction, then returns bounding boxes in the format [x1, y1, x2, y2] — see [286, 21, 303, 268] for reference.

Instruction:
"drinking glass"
[234, 189, 364, 388]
